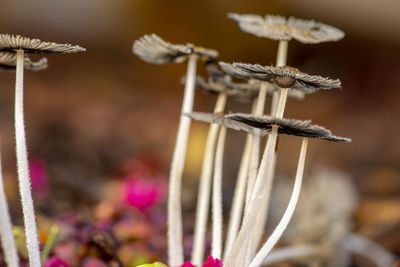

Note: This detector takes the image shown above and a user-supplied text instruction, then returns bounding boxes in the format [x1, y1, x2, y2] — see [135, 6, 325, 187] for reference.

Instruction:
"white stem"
[270, 40, 288, 117]
[223, 101, 258, 261]
[245, 82, 268, 214]
[343, 233, 397, 267]
[248, 138, 308, 267]
[15, 49, 41, 267]
[0, 149, 19, 267]
[262, 244, 319, 265]
[191, 93, 227, 265]
[275, 88, 288, 119]
[212, 126, 226, 259]
[251, 154, 277, 253]
[224, 128, 278, 267]
[168, 54, 198, 266]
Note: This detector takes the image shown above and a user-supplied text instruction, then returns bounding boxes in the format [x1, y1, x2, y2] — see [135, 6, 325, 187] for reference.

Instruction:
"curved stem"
[191, 93, 227, 265]
[0, 148, 19, 267]
[262, 244, 319, 265]
[168, 54, 198, 266]
[211, 126, 227, 259]
[248, 138, 308, 267]
[15, 49, 41, 267]
[223, 101, 258, 260]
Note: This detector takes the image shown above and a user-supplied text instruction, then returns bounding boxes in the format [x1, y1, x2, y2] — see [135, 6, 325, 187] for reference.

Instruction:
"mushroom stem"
[244, 82, 268, 214]
[262, 244, 319, 265]
[270, 40, 288, 117]
[212, 126, 227, 259]
[248, 138, 308, 267]
[223, 100, 259, 260]
[224, 127, 278, 267]
[168, 54, 198, 266]
[191, 93, 227, 265]
[0, 149, 19, 267]
[15, 49, 41, 267]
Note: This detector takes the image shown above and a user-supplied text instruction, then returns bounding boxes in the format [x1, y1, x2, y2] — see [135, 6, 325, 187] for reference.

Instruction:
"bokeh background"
[0, 0, 399, 265]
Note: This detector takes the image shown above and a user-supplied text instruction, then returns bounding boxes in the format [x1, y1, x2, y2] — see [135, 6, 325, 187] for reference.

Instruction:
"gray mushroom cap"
[225, 62, 341, 93]
[0, 34, 85, 54]
[0, 52, 48, 71]
[185, 112, 266, 136]
[227, 113, 351, 142]
[220, 62, 306, 99]
[228, 13, 344, 44]
[133, 34, 218, 65]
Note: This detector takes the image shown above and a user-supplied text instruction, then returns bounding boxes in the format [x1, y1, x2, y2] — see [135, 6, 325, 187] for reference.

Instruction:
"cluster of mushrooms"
[0, 35, 85, 267]
[133, 13, 350, 267]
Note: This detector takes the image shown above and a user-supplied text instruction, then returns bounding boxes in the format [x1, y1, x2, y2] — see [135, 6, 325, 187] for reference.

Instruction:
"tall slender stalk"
[249, 138, 308, 267]
[15, 49, 41, 267]
[191, 93, 227, 265]
[251, 39, 289, 254]
[223, 101, 257, 261]
[211, 126, 226, 259]
[168, 54, 198, 266]
[0, 148, 19, 267]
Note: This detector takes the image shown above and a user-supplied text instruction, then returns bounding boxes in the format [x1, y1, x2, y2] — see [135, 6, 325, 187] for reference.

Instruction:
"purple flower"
[44, 257, 69, 267]
[202, 256, 223, 267]
[123, 177, 165, 211]
[29, 158, 49, 196]
[181, 261, 196, 267]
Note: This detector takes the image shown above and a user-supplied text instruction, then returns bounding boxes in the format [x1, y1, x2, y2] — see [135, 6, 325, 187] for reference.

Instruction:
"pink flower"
[123, 177, 166, 211]
[181, 261, 196, 267]
[29, 159, 50, 196]
[44, 257, 69, 267]
[82, 258, 108, 267]
[202, 256, 223, 267]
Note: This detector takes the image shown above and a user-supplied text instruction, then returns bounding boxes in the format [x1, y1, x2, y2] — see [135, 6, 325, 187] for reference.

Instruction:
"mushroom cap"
[133, 34, 218, 65]
[186, 112, 266, 136]
[227, 113, 351, 142]
[0, 34, 85, 54]
[228, 13, 344, 44]
[225, 62, 341, 93]
[0, 52, 48, 71]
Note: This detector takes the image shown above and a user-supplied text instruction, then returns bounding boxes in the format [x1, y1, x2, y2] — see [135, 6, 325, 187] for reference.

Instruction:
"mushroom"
[133, 34, 217, 266]
[0, 51, 48, 267]
[190, 62, 263, 265]
[223, 113, 350, 267]
[0, 34, 85, 267]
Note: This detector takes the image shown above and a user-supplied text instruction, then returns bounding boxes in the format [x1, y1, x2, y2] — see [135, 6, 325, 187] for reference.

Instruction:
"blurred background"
[0, 0, 399, 265]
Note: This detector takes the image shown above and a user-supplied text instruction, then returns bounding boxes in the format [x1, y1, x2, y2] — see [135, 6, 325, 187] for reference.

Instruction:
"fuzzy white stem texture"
[223, 101, 258, 260]
[191, 93, 227, 265]
[168, 54, 198, 266]
[211, 126, 226, 259]
[15, 49, 41, 267]
[0, 149, 19, 267]
[248, 138, 308, 267]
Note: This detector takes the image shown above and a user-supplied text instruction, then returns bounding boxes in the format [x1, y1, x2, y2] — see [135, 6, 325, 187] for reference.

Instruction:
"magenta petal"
[44, 257, 70, 267]
[123, 177, 166, 211]
[180, 261, 196, 267]
[202, 256, 223, 267]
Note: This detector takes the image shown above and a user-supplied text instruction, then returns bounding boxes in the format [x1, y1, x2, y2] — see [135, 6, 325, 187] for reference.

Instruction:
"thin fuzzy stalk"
[223, 101, 258, 260]
[211, 126, 227, 259]
[248, 138, 308, 267]
[244, 82, 268, 214]
[262, 244, 319, 265]
[270, 40, 288, 116]
[15, 49, 41, 267]
[224, 128, 278, 267]
[168, 54, 198, 266]
[191, 93, 227, 265]
[0, 149, 19, 267]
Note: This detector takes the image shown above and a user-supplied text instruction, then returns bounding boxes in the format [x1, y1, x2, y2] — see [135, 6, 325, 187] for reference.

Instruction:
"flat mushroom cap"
[185, 112, 266, 136]
[0, 52, 48, 71]
[227, 113, 351, 142]
[232, 63, 341, 93]
[133, 34, 218, 65]
[228, 13, 344, 43]
[0, 34, 85, 54]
